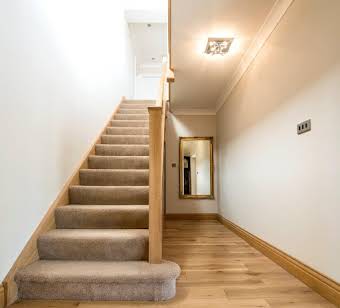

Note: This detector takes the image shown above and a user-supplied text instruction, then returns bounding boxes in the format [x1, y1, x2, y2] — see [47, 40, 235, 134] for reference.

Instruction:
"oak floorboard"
[9, 220, 335, 308]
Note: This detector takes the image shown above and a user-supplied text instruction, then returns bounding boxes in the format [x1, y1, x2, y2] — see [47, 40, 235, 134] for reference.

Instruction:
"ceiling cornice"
[215, 0, 295, 112]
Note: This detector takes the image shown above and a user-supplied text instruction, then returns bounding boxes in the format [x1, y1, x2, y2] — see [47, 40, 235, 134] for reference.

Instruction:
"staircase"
[14, 100, 180, 301]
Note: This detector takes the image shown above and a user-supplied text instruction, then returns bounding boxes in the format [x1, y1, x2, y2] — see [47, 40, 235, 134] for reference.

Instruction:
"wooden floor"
[10, 220, 335, 308]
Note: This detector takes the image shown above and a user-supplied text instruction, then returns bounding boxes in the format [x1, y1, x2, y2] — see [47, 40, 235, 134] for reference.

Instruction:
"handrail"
[148, 61, 169, 263]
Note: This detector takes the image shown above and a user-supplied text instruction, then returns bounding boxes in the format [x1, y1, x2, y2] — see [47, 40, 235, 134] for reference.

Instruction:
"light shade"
[205, 38, 233, 56]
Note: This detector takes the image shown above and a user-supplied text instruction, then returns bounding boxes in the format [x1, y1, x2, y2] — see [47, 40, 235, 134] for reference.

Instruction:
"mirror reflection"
[179, 137, 214, 199]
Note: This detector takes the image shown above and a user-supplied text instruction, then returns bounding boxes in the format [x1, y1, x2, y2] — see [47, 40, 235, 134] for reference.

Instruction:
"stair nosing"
[80, 168, 149, 171]
[101, 135, 149, 137]
[15, 260, 181, 284]
[88, 155, 149, 158]
[70, 185, 149, 188]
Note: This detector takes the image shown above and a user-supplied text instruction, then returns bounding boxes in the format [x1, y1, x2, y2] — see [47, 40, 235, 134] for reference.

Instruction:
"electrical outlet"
[297, 119, 311, 135]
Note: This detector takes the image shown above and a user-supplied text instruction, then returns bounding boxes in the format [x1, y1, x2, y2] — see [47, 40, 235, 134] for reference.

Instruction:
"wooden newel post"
[148, 106, 163, 264]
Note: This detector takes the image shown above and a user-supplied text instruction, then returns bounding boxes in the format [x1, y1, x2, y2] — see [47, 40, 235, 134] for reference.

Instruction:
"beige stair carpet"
[15, 100, 180, 301]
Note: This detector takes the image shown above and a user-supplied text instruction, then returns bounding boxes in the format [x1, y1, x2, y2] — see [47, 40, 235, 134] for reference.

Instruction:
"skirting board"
[1, 98, 124, 306]
[217, 214, 340, 307]
[165, 213, 218, 220]
[0, 284, 4, 308]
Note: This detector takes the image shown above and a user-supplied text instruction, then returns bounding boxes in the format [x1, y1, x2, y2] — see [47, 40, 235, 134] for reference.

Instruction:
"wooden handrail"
[148, 62, 169, 263]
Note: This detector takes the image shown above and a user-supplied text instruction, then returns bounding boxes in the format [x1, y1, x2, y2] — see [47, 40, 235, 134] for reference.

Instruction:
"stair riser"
[101, 135, 149, 145]
[106, 127, 149, 135]
[88, 156, 149, 169]
[95, 145, 149, 156]
[114, 114, 149, 120]
[110, 120, 149, 127]
[118, 109, 148, 114]
[38, 236, 148, 261]
[18, 280, 176, 301]
[55, 207, 149, 229]
[79, 170, 148, 186]
[69, 186, 149, 205]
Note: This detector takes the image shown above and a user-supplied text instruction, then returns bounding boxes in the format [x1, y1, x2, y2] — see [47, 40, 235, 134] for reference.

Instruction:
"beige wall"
[217, 0, 340, 282]
[165, 113, 217, 213]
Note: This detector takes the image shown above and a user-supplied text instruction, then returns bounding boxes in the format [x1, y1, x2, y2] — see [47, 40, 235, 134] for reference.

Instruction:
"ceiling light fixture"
[205, 38, 233, 56]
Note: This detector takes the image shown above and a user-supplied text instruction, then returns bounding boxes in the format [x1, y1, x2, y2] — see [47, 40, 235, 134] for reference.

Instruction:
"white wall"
[217, 0, 340, 282]
[166, 113, 217, 213]
[135, 75, 160, 99]
[0, 1, 134, 281]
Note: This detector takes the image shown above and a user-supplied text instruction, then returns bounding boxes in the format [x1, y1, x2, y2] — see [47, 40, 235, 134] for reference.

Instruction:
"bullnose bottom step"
[15, 260, 180, 301]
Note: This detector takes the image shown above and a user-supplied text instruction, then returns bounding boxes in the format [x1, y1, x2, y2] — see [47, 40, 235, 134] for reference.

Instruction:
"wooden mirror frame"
[179, 137, 214, 199]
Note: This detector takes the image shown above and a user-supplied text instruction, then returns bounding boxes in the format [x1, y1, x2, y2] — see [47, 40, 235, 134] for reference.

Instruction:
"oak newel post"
[147, 59, 170, 264]
[148, 106, 163, 264]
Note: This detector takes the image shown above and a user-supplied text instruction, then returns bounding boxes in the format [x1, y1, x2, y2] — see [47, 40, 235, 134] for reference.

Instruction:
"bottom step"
[15, 260, 180, 301]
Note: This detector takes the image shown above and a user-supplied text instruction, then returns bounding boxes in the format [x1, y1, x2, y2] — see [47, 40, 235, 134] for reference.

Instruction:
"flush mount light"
[205, 38, 233, 56]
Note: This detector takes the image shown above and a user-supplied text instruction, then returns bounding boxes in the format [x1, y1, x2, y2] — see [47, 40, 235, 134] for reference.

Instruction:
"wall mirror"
[179, 137, 214, 199]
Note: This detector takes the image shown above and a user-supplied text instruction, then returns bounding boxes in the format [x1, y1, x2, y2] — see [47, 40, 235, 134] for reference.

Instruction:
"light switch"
[297, 119, 311, 135]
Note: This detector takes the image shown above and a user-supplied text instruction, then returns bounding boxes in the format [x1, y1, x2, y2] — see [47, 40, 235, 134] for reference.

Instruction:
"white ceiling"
[170, 0, 275, 112]
[129, 22, 167, 76]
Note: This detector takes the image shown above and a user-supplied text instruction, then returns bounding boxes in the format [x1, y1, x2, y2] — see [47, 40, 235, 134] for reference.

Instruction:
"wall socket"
[297, 119, 311, 135]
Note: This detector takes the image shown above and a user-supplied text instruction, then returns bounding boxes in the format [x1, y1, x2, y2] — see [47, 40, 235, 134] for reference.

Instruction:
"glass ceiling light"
[205, 38, 233, 56]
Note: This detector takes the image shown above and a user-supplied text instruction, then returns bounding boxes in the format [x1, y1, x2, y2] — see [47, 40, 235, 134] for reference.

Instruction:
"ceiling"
[129, 22, 167, 76]
[170, 0, 275, 112]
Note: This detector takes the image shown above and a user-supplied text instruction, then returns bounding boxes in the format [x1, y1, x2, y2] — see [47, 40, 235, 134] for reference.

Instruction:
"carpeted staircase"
[14, 100, 180, 301]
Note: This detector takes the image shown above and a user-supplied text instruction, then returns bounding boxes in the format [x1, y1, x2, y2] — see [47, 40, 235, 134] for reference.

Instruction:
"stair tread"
[38, 229, 149, 261]
[106, 127, 149, 136]
[57, 204, 149, 209]
[55, 205, 149, 229]
[110, 120, 149, 128]
[88, 155, 149, 170]
[101, 135, 149, 145]
[111, 119, 149, 121]
[102, 134, 149, 138]
[96, 144, 149, 147]
[69, 185, 149, 205]
[114, 115, 149, 120]
[117, 109, 148, 112]
[15, 260, 180, 283]
[40, 229, 149, 240]
[70, 185, 149, 188]
[123, 100, 156, 104]
[80, 169, 149, 172]
[106, 127, 149, 130]
[90, 155, 149, 157]
[94, 144, 149, 156]
[107, 127, 149, 132]
[103, 134, 149, 136]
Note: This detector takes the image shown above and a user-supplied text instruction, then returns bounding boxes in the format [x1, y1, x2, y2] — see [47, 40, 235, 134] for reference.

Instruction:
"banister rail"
[148, 61, 170, 263]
